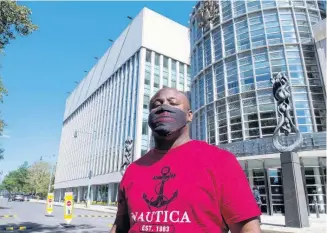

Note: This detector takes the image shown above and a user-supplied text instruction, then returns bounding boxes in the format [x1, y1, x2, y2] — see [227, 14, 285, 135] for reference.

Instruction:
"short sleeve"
[115, 171, 131, 230]
[216, 150, 261, 225]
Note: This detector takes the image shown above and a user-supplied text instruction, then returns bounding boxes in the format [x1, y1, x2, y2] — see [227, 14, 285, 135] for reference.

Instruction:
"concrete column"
[281, 152, 309, 228]
[107, 183, 111, 205]
[59, 189, 62, 202]
[114, 183, 118, 202]
[133, 48, 146, 161]
[92, 185, 97, 202]
[90, 186, 94, 203]
[77, 187, 81, 203]
[109, 183, 116, 203]
[248, 169, 254, 188]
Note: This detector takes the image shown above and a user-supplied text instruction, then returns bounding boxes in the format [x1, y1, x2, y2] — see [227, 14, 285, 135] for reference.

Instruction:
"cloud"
[0, 134, 10, 139]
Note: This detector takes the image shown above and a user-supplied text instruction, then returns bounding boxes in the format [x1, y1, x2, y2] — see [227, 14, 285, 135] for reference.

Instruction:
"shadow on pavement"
[0, 206, 11, 209]
[0, 221, 109, 233]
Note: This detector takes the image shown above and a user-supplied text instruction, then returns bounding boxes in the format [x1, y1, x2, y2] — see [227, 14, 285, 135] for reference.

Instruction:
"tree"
[1, 162, 28, 192]
[27, 161, 51, 198]
[0, 1, 38, 157]
[0, 1, 38, 51]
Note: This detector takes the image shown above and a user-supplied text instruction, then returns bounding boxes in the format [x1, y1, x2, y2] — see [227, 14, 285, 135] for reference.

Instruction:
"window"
[146, 50, 151, 63]
[163, 56, 168, 68]
[223, 23, 235, 56]
[155, 53, 160, 66]
[212, 27, 222, 61]
[204, 36, 212, 66]
[142, 119, 148, 135]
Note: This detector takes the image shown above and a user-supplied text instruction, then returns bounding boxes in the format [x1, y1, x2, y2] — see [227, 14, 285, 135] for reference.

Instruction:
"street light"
[127, 16, 133, 20]
[73, 130, 96, 208]
[108, 39, 113, 42]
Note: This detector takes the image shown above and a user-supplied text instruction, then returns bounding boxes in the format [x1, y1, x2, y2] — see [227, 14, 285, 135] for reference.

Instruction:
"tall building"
[312, 18, 326, 92]
[190, 0, 326, 215]
[54, 8, 190, 203]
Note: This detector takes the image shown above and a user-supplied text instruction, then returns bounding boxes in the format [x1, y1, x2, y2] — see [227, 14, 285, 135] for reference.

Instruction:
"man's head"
[148, 87, 192, 140]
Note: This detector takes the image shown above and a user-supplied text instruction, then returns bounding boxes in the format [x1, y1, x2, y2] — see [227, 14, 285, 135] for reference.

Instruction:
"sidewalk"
[260, 215, 326, 233]
[29, 200, 326, 233]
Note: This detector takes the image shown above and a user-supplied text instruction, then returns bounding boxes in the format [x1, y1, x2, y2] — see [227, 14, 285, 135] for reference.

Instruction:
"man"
[252, 186, 262, 224]
[110, 87, 261, 233]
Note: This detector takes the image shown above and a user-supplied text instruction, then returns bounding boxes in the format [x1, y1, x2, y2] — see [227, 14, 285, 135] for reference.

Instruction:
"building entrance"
[267, 168, 284, 215]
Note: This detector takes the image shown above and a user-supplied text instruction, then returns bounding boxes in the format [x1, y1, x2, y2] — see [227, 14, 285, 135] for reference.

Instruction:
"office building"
[190, 0, 326, 215]
[312, 18, 326, 92]
[54, 8, 190, 203]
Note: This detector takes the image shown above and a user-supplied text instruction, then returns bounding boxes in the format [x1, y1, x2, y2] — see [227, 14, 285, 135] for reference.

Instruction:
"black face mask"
[148, 104, 188, 137]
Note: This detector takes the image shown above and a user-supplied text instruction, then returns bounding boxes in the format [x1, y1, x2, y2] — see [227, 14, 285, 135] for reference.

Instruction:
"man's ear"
[187, 110, 193, 123]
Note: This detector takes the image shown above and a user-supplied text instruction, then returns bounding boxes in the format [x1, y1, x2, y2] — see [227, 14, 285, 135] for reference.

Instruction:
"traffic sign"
[46, 193, 54, 215]
[64, 192, 73, 224]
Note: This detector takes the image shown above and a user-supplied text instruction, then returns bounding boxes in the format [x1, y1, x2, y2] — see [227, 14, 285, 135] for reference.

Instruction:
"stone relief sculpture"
[121, 137, 133, 173]
[195, 0, 219, 29]
[271, 72, 303, 152]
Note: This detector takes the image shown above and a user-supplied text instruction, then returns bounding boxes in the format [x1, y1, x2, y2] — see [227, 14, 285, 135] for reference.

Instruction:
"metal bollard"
[313, 196, 320, 218]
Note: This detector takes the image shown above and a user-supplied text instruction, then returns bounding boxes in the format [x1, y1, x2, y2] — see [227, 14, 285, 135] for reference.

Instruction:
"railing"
[218, 132, 327, 157]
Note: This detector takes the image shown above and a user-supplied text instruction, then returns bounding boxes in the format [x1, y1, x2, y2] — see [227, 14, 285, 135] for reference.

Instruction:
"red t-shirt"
[117, 140, 261, 233]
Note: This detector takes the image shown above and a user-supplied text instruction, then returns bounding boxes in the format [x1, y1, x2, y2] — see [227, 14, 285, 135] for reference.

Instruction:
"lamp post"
[74, 130, 96, 208]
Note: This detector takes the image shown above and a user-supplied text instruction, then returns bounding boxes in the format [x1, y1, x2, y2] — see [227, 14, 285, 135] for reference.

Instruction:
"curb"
[0, 215, 17, 218]
[30, 200, 118, 214]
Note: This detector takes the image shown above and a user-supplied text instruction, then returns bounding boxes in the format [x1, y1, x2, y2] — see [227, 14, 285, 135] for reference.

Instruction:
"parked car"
[13, 194, 24, 202]
[24, 195, 31, 201]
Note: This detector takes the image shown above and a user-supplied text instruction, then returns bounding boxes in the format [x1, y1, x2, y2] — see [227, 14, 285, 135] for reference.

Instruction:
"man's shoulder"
[191, 140, 235, 160]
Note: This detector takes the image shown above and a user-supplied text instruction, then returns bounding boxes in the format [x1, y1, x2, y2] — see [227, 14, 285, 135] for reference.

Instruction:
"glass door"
[268, 168, 284, 214]
[252, 169, 268, 214]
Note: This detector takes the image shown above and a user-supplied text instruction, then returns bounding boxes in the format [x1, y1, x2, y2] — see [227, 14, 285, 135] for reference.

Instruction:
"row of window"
[142, 49, 191, 152]
[56, 52, 140, 183]
[193, 98, 326, 143]
[191, 0, 322, 45]
[191, 8, 320, 76]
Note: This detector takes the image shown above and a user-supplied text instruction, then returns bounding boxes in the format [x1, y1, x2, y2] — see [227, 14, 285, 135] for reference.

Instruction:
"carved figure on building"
[195, 0, 219, 29]
[271, 72, 303, 152]
[121, 137, 134, 173]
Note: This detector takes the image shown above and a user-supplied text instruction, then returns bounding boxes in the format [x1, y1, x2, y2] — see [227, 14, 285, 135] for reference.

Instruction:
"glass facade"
[190, 0, 327, 216]
[141, 49, 191, 156]
[190, 0, 326, 144]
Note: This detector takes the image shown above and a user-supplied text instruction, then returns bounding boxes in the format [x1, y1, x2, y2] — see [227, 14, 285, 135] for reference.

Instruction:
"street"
[0, 198, 114, 232]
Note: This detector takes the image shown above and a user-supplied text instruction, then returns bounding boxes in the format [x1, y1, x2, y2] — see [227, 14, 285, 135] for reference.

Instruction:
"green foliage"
[1, 162, 29, 192]
[27, 161, 51, 198]
[1, 161, 53, 198]
[0, 0, 38, 51]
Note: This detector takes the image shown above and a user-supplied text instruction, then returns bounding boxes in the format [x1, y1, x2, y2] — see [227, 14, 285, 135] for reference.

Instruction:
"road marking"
[0, 215, 17, 218]
[74, 214, 114, 218]
[1, 226, 28, 231]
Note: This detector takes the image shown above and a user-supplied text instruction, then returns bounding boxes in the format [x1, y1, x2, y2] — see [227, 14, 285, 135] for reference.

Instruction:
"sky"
[0, 1, 196, 177]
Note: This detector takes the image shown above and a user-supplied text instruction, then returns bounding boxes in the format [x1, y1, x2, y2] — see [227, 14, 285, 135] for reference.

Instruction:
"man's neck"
[154, 132, 191, 151]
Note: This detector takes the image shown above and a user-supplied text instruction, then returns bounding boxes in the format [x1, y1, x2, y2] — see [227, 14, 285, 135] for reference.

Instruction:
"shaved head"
[150, 87, 191, 111]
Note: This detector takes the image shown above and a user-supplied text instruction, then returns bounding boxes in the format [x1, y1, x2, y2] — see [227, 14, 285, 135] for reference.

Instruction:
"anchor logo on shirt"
[143, 166, 178, 210]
